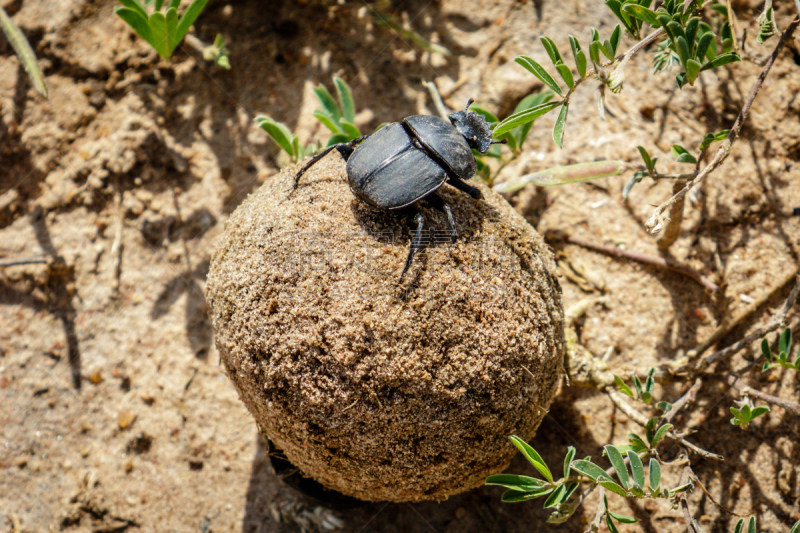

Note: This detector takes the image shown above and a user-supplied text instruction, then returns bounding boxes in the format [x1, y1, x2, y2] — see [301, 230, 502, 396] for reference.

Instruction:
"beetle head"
[449, 99, 494, 153]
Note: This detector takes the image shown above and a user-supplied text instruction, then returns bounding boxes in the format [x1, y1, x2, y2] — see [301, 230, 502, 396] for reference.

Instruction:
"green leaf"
[552, 101, 569, 148]
[733, 518, 744, 533]
[789, 518, 800, 533]
[514, 91, 554, 147]
[115, 7, 155, 48]
[627, 450, 645, 489]
[564, 446, 576, 479]
[750, 406, 770, 419]
[645, 417, 657, 445]
[600, 479, 629, 497]
[648, 458, 661, 490]
[614, 376, 634, 398]
[148, 11, 170, 58]
[604, 446, 629, 489]
[606, 514, 620, 533]
[637, 146, 654, 172]
[485, 474, 550, 491]
[609, 24, 621, 56]
[632, 376, 643, 398]
[569, 36, 587, 78]
[645, 368, 655, 394]
[685, 17, 700, 50]
[622, 4, 661, 27]
[676, 36, 690, 65]
[167, 0, 181, 9]
[333, 76, 356, 123]
[501, 487, 553, 502]
[0, 5, 48, 97]
[747, 516, 756, 533]
[685, 58, 701, 85]
[165, 7, 179, 56]
[780, 328, 792, 356]
[701, 52, 741, 72]
[555, 64, 575, 90]
[656, 401, 672, 413]
[515, 56, 562, 96]
[339, 120, 361, 139]
[608, 511, 638, 524]
[589, 41, 601, 65]
[695, 32, 714, 64]
[543, 484, 567, 508]
[571, 459, 611, 482]
[677, 152, 697, 164]
[327, 133, 350, 146]
[492, 101, 562, 137]
[255, 116, 296, 157]
[652, 423, 673, 447]
[314, 84, 341, 123]
[118, 0, 149, 20]
[622, 175, 638, 199]
[540, 36, 563, 65]
[601, 39, 615, 60]
[313, 111, 341, 134]
[510, 435, 553, 483]
[175, 0, 210, 48]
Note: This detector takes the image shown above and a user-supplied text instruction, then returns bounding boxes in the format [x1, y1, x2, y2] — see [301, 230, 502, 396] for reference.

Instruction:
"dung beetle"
[294, 99, 505, 280]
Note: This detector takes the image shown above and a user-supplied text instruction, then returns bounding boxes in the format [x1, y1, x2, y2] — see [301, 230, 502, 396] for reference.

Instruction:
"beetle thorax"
[448, 110, 494, 154]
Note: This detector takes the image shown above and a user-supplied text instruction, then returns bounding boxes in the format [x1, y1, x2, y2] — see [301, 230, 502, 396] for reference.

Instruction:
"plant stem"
[605, 388, 723, 460]
[663, 378, 702, 424]
[725, 374, 800, 415]
[0, 256, 49, 267]
[645, 19, 800, 236]
[563, 234, 718, 292]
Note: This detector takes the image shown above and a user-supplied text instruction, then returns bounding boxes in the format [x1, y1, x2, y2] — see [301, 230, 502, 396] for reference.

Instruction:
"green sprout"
[762, 328, 800, 372]
[114, 0, 210, 60]
[730, 402, 770, 430]
[0, 6, 47, 97]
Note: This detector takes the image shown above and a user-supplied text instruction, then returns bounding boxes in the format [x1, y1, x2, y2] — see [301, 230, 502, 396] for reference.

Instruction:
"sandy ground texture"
[1, 0, 799, 531]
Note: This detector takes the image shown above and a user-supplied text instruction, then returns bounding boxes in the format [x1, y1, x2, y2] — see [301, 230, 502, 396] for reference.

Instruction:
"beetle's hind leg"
[292, 135, 370, 188]
[400, 212, 425, 281]
[447, 175, 482, 200]
[425, 193, 458, 243]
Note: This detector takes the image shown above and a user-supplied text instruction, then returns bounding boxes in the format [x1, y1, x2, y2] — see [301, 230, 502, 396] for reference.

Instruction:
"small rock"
[117, 409, 136, 430]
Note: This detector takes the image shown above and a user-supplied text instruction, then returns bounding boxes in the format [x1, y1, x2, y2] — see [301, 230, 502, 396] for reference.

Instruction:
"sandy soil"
[1, 0, 799, 531]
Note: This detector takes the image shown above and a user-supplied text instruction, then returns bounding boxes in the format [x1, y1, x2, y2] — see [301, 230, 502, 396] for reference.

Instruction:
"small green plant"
[762, 328, 800, 372]
[614, 368, 673, 413]
[730, 401, 770, 430]
[114, 0, 210, 60]
[485, 436, 689, 526]
[255, 76, 363, 164]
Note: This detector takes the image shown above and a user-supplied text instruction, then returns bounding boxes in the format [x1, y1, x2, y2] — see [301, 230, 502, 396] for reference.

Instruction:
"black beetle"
[294, 99, 504, 280]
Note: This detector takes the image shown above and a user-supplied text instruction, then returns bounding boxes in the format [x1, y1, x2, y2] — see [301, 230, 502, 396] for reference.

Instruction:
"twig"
[725, 374, 800, 415]
[657, 180, 687, 250]
[565, 235, 718, 291]
[605, 388, 723, 460]
[664, 378, 703, 424]
[686, 267, 800, 360]
[645, 19, 800, 236]
[678, 466, 706, 533]
[0, 255, 49, 267]
[696, 273, 800, 371]
[110, 189, 124, 300]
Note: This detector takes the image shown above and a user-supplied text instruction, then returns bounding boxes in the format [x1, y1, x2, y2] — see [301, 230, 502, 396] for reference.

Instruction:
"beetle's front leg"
[400, 212, 425, 281]
[293, 136, 370, 188]
[447, 175, 482, 200]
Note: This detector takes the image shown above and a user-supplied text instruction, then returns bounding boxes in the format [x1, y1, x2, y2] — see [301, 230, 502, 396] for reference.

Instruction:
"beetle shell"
[403, 115, 477, 181]
[346, 122, 448, 209]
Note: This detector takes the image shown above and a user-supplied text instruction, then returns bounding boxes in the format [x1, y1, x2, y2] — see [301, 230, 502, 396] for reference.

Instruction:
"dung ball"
[206, 154, 564, 502]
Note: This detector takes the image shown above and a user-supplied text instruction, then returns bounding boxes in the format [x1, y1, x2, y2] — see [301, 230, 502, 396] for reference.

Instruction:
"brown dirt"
[1, 0, 799, 531]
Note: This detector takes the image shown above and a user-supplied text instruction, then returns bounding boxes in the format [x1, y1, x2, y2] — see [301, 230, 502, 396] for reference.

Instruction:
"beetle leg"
[425, 193, 459, 242]
[293, 136, 370, 188]
[400, 212, 425, 281]
[447, 176, 483, 200]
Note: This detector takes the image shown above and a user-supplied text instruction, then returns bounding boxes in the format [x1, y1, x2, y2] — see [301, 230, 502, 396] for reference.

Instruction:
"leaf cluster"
[255, 77, 362, 164]
[762, 328, 800, 372]
[730, 403, 770, 430]
[486, 436, 685, 528]
[614, 368, 673, 413]
[115, 0, 210, 60]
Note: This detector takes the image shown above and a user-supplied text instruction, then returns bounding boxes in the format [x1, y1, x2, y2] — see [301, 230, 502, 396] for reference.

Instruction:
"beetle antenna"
[490, 139, 508, 145]
[465, 98, 474, 110]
